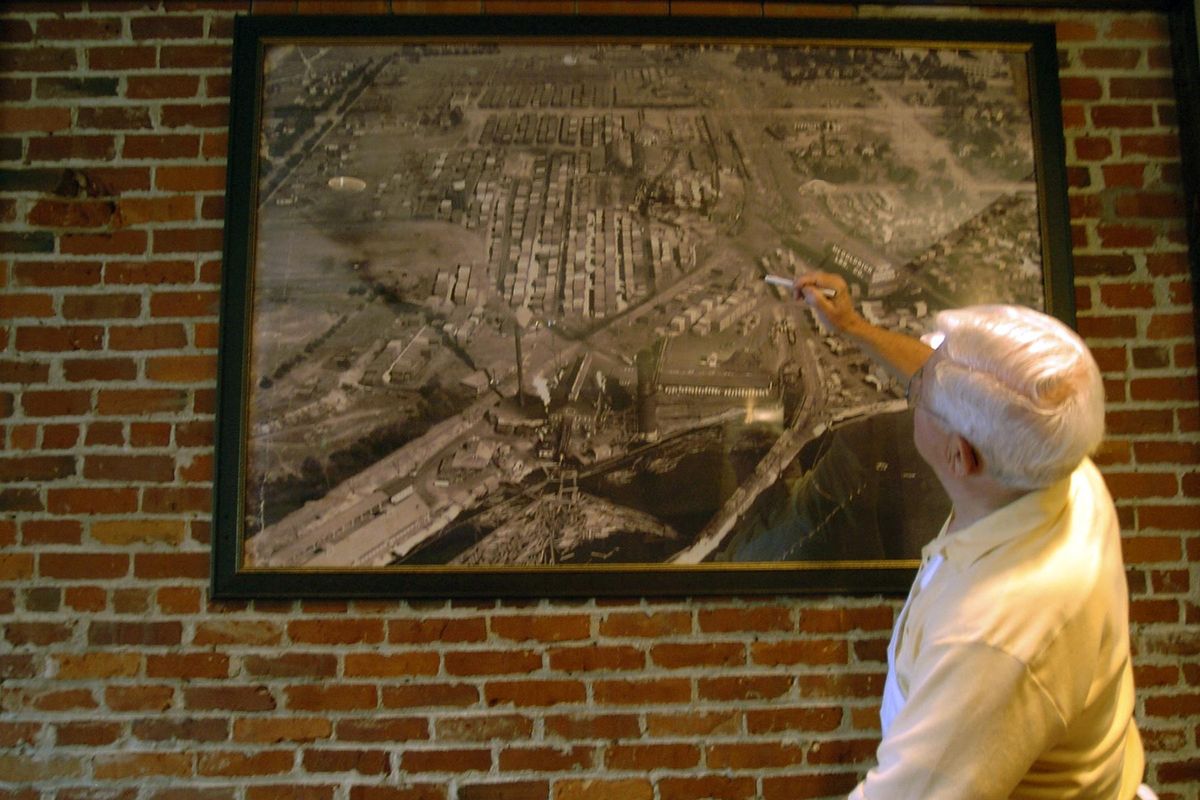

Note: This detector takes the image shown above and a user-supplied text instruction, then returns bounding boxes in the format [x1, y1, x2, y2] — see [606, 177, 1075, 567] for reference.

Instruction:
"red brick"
[435, 714, 534, 743]
[544, 713, 639, 741]
[96, 388, 190, 416]
[1123, 535, 1184, 563]
[657, 776, 757, 800]
[382, 683, 478, 709]
[302, 748, 390, 775]
[0, 359, 51, 383]
[1106, 409, 1175, 438]
[1101, 163, 1146, 188]
[699, 675, 793, 702]
[160, 44, 232, 69]
[88, 44, 156, 70]
[484, 679, 586, 707]
[28, 199, 117, 228]
[197, 751, 293, 777]
[1115, 191, 1186, 218]
[1061, 104, 1086, 130]
[285, 685, 377, 711]
[675, 0, 766, 13]
[108, 324, 189, 350]
[162, 103, 229, 129]
[243, 652, 338, 681]
[1090, 104, 1155, 129]
[28, 134, 116, 161]
[36, 16, 122, 40]
[0, 455, 75, 483]
[389, 617, 487, 643]
[30, 688, 99, 712]
[184, 686, 276, 712]
[458, 782, 550, 800]
[347, 787, 445, 800]
[599, 610, 692, 637]
[16, 327, 104, 353]
[60, 230, 148, 255]
[1138, 505, 1200, 531]
[1105, 471, 1179, 499]
[1058, 76, 1102, 101]
[153, 227, 224, 254]
[0, 106, 72, 133]
[22, 515, 83, 546]
[1110, 76, 1175, 99]
[593, 678, 691, 705]
[491, 614, 590, 642]
[1108, 18, 1169, 40]
[142, 487, 211, 513]
[14, 260, 102, 287]
[132, 718, 229, 744]
[94, 752, 192, 780]
[343, 652, 440, 678]
[151, 290, 220, 317]
[135, 552, 209, 579]
[707, 741, 805, 769]
[698, 606, 793, 633]
[251, 787, 338, 800]
[54, 724, 123, 748]
[129, 422, 171, 448]
[89, 621, 182, 646]
[1073, 136, 1113, 161]
[146, 355, 217, 383]
[401, 748, 491, 773]
[651, 642, 744, 668]
[234, 717, 332, 743]
[1076, 315, 1137, 339]
[1096, 222, 1158, 248]
[118, 196, 196, 225]
[498, 744, 592, 772]
[131, 15, 206, 39]
[5, 622, 73, 647]
[288, 619, 384, 645]
[444, 649, 542, 676]
[336, 717, 429, 743]
[1078, 47, 1142, 69]
[105, 685, 174, 712]
[1120, 134, 1179, 158]
[798, 672, 884, 698]
[548, 644, 644, 673]
[798, 606, 893, 633]
[1055, 20, 1098, 41]
[607, 743, 700, 771]
[123, 134, 201, 160]
[195, 620, 284, 647]
[63, 358, 138, 382]
[62, 293, 142, 319]
[40, 552, 129, 580]
[1131, 376, 1198, 403]
[84, 455, 175, 483]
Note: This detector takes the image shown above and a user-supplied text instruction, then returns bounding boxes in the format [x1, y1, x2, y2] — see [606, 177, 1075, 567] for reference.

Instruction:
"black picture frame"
[213, 13, 1075, 599]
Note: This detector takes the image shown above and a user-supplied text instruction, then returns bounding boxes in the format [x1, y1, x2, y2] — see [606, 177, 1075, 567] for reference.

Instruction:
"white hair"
[924, 305, 1105, 490]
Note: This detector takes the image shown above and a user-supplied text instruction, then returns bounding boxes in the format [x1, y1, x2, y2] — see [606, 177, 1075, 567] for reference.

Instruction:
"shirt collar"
[921, 472, 1074, 567]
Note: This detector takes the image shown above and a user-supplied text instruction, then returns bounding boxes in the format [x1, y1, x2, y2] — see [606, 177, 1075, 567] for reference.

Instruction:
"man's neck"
[945, 481, 1033, 535]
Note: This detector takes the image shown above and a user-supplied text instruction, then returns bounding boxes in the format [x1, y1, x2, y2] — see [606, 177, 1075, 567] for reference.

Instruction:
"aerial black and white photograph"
[222, 25, 1060, 583]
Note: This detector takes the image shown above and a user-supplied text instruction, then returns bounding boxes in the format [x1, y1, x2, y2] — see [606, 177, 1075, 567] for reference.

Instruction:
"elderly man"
[795, 272, 1144, 799]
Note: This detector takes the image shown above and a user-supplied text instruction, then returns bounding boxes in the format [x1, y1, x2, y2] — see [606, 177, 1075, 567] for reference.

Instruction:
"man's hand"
[794, 270, 932, 382]
[795, 272, 863, 335]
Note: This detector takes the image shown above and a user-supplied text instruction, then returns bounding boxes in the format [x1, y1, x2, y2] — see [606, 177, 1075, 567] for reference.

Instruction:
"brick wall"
[1, 1, 1196, 798]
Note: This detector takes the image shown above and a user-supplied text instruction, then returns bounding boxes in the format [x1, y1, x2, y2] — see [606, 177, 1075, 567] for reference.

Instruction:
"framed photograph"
[213, 14, 1074, 598]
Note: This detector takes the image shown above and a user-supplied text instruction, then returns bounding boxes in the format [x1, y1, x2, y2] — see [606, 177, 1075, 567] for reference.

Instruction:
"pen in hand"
[764, 274, 837, 299]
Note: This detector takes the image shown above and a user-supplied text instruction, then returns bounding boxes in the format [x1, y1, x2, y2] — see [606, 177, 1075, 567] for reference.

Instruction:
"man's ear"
[949, 435, 983, 478]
